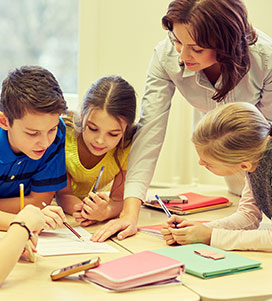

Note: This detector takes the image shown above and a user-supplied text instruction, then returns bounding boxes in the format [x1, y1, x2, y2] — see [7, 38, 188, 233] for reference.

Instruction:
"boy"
[0, 66, 67, 230]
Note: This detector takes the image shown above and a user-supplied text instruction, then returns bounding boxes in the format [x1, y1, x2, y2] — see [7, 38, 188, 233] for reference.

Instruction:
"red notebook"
[144, 192, 232, 215]
[81, 250, 184, 291]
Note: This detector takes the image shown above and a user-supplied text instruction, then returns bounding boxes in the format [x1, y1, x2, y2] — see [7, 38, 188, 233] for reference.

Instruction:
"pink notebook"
[145, 192, 231, 215]
[83, 250, 184, 291]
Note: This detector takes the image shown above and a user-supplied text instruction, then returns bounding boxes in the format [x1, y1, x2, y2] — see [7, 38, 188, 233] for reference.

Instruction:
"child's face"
[172, 23, 219, 73]
[4, 111, 60, 160]
[195, 146, 241, 176]
[82, 109, 127, 156]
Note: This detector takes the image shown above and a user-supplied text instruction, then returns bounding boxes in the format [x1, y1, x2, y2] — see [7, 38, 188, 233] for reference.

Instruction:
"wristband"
[9, 221, 33, 240]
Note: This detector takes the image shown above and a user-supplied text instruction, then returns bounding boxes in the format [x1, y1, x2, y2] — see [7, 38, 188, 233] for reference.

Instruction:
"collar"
[0, 128, 26, 163]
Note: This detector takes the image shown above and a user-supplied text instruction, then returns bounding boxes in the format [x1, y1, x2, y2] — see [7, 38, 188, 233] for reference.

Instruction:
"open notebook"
[153, 244, 261, 279]
[144, 192, 232, 215]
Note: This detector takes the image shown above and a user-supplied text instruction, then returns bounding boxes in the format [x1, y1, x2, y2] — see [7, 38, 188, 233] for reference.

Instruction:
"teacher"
[91, 0, 272, 242]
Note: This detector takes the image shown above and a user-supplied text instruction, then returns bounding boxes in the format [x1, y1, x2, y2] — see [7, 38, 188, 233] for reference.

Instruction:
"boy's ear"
[0, 112, 9, 130]
[240, 161, 254, 172]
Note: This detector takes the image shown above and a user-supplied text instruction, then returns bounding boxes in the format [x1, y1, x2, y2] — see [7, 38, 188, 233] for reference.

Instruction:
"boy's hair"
[0, 65, 67, 125]
[192, 102, 271, 165]
[162, 0, 257, 103]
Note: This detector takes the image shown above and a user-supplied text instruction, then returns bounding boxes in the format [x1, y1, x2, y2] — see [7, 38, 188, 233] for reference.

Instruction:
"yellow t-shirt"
[65, 125, 131, 200]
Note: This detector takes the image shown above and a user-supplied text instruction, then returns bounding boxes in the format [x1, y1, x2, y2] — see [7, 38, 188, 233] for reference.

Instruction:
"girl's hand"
[41, 205, 67, 230]
[161, 215, 187, 245]
[80, 192, 110, 222]
[168, 220, 212, 245]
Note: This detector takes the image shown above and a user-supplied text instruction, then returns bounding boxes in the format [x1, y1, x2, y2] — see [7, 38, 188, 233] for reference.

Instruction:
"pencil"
[63, 222, 84, 241]
[20, 183, 24, 210]
[19, 183, 36, 262]
[41, 202, 84, 241]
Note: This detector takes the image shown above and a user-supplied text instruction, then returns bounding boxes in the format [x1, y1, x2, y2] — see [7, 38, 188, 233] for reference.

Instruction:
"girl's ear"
[0, 112, 9, 130]
[240, 161, 254, 172]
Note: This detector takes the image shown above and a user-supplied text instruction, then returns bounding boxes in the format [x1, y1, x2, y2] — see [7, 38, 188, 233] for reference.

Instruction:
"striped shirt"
[0, 117, 67, 197]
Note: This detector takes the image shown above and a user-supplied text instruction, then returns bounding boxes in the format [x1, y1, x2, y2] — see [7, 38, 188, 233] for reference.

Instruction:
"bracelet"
[9, 221, 33, 240]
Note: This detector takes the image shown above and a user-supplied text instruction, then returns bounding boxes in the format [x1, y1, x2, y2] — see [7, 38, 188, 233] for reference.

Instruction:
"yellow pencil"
[19, 183, 35, 262]
[20, 183, 24, 210]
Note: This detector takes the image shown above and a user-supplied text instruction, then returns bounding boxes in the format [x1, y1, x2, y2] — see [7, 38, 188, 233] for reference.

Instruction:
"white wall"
[78, 0, 272, 187]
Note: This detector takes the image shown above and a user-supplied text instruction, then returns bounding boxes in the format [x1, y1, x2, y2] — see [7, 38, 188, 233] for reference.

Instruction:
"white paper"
[37, 227, 118, 256]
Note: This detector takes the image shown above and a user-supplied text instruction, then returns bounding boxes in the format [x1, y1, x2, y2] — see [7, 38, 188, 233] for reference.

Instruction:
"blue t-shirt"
[0, 117, 67, 197]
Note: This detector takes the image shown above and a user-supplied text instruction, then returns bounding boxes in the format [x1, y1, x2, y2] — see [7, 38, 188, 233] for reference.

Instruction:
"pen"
[20, 183, 24, 210]
[91, 165, 104, 194]
[155, 195, 178, 228]
[87, 165, 105, 205]
[41, 202, 84, 241]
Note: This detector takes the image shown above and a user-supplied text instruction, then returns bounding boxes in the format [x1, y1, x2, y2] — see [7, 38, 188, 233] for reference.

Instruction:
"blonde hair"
[192, 103, 271, 165]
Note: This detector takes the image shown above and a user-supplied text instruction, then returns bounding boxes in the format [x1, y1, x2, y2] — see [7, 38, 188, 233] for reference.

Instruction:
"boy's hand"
[41, 205, 67, 229]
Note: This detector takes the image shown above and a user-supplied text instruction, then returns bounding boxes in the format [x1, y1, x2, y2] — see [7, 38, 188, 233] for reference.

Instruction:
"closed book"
[83, 250, 184, 291]
[153, 244, 261, 279]
[145, 192, 232, 215]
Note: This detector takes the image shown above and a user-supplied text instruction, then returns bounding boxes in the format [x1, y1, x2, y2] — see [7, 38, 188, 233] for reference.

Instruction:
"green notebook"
[152, 243, 261, 279]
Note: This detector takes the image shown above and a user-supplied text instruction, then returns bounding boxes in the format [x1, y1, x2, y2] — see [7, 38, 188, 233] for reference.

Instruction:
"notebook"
[138, 224, 163, 238]
[153, 243, 261, 279]
[138, 221, 209, 239]
[82, 250, 184, 291]
[144, 192, 232, 215]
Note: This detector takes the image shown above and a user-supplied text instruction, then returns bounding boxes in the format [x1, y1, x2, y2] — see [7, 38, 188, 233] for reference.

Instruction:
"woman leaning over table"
[91, 0, 272, 242]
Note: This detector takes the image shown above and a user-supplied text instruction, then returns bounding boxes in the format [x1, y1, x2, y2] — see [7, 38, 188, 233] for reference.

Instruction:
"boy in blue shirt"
[0, 66, 68, 230]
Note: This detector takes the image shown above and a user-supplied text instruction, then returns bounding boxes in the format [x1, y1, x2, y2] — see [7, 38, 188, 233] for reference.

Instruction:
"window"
[0, 0, 79, 94]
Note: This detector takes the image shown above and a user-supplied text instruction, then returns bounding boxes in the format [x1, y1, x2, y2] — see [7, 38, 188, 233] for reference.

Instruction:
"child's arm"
[0, 191, 55, 214]
[0, 205, 46, 284]
[0, 211, 17, 231]
[55, 173, 82, 215]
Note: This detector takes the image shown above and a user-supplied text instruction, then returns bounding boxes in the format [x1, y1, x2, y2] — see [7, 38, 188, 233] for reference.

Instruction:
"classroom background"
[1, 0, 272, 188]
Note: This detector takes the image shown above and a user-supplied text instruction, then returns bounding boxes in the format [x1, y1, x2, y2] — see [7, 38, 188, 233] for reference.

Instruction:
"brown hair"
[192, 102, 270, 165]
[162, 0, 257, 102]
[0, 65, 67, 125]
[71, 75, 137, 180]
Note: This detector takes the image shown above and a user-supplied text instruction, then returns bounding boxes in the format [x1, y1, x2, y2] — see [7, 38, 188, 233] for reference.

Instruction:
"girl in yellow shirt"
[56, 75, 137, 226]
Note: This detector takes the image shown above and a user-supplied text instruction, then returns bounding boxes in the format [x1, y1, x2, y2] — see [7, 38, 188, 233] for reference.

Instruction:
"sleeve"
[124, 45, 176, 201]
[31, 119, 67, 192]
[252, 32, 272, 121]
[206, 179, 271, 251]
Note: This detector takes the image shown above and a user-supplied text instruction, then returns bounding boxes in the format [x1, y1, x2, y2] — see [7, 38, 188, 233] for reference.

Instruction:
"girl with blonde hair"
[161, 102, 272, 251]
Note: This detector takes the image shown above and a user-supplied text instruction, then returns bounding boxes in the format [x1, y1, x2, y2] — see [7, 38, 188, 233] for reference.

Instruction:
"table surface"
[115, 184, 272, 301]
[1, 184, 272, 301]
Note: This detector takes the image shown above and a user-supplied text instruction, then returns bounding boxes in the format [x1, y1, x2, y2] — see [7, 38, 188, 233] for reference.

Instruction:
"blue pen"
[92, 165, 104, 193]
[87, 166, 105, 204]
[155, 194, 178, 228]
